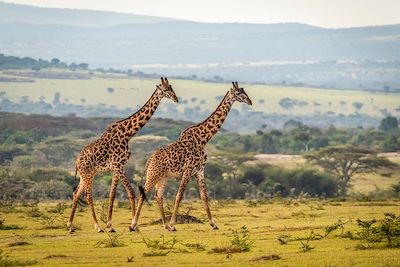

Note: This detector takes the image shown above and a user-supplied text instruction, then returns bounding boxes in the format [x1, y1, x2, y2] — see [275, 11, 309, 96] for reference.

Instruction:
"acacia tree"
[291, 125, 321, 153]
[304, 145, 396, 196]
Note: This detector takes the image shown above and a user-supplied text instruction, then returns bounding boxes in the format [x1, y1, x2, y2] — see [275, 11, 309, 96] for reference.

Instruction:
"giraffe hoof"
[128, 225, 137, 232]
[108, 228, 116, 233]
[168, 225, 176, 232]
[69, 227, 75, 233]
[98, 229, 104, 233]
[212, 225, 219, 230]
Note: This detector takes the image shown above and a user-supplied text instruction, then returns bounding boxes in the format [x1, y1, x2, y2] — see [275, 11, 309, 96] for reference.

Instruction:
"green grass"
[0, 69, 399, 117]
[1, 199, 400, 266]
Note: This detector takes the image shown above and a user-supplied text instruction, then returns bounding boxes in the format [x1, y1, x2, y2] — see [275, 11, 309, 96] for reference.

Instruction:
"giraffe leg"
[106, 176, 119, 232]
[169, 171, 191, 231]
[196, 166, 218, 230]
[131, 173, 159, 231]
[67, 180, 85, 232]
[86, 186, 103, 233]
[155, 179, 168, 230]
[120, 172, 135, 230]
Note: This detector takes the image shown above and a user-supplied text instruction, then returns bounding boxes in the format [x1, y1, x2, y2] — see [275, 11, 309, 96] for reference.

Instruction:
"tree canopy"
[304, 145, 397, 195]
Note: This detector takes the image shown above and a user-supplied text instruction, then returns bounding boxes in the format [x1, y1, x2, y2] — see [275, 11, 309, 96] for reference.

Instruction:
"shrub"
[211, 226, 254, 254]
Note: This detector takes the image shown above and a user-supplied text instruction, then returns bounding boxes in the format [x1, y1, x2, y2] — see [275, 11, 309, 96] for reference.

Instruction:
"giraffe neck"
[117, 89, 163, 139]
[197, 91, 234, 143]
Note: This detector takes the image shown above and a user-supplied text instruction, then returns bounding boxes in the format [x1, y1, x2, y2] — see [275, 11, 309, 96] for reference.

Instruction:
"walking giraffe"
[67, 77, 178, 233]
[131, 82, 252, 231]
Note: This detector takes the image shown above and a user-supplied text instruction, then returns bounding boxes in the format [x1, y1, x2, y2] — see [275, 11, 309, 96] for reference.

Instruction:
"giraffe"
[131, 82, 252, 231]
[67, 77, 178, 233]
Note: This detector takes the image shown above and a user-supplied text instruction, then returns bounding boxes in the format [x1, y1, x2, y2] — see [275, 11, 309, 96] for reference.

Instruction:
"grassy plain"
[0, 69, 399, 116]
[1, 199, 400, 267]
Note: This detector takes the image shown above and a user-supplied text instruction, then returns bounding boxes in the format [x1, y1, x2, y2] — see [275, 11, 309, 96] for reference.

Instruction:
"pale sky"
[3, 0, 400, 28]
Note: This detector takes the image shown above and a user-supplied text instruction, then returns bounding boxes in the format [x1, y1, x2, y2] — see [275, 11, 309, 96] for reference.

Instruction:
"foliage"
[350, 213, 400, 249]
[299, 231, 316, 253]
[0, 111, 399, 201]
[324, 219, 347, 237]
[379, 116, 398, 131]
[378, 213, 400, 248]
[139, 232, 178, 250]
[0, 218, 22, 230]
[238, 164, 339, 198]
[305, 145, 396, 195]
[211, 225, 254, 254]
[0, 54, 87, 70]
[33, 205, 65, 229]
[96, 231, 125, 248]
[142, 251, 170, 257]
[229, 226, 255, 252]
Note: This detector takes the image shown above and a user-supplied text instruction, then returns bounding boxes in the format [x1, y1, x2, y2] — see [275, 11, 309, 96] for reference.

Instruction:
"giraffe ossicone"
[67, 77, 178, 233]
[131, 81, 252, 231]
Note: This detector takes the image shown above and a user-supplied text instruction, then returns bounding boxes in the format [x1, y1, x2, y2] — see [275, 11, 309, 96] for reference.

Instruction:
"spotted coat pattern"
[67, 77, 178, 232]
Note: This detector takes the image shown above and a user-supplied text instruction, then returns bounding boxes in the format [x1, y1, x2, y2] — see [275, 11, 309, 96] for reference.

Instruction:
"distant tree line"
[213, 117, 399, 154]
[0, 112, 398, 201]
[0, 54, 88, 70]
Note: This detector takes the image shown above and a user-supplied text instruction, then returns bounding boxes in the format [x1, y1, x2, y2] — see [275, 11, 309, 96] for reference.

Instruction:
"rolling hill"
[1, 1, 400, 90]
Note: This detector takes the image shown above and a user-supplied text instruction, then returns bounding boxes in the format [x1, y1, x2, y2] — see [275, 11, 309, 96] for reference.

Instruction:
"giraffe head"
[230, 81, 252, 105]
[157, 77, 179, 103]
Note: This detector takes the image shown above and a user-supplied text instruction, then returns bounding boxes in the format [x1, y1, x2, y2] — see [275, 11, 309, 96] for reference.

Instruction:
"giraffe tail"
[138, 185, 150, 205]
[72, 166, 78, 192]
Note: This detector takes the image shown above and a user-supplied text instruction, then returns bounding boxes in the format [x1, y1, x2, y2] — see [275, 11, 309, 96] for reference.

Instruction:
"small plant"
[277, 234, 290, 245]
[96, 200, 109, 224]
[299, 231, 316, 253]
[355, 218, 381, 246]
[211, 226, 254, 254]
[25, 207, 42, 218]
[143, 251, 170, 257]
[230, 226, 254, 252]
[378, 213, 400, 248]
[139, 232, 178, 250]
[0, 218, 22, 230]
[34, 210, 65, 229]
[47, 202, 67, 214]
[96, 231, 125, 248]
[324, 219, 347, 237]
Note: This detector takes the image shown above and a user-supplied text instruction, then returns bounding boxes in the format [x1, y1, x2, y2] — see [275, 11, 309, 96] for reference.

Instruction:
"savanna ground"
[1, 197, 400, 267]
[1, 70, 400, 266]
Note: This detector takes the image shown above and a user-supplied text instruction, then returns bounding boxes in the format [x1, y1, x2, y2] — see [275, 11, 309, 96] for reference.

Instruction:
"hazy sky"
[3, 0, 400, 28]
